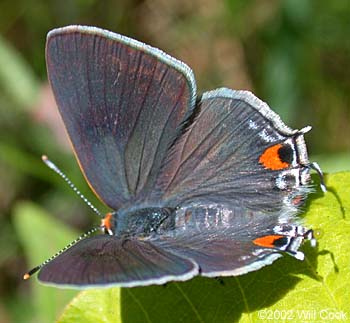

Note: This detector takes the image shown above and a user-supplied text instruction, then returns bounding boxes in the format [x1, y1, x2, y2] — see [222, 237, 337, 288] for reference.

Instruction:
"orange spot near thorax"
[259, 144, 289, 170]
[253, 235, 285, 248]
[102, 212, 113, 231]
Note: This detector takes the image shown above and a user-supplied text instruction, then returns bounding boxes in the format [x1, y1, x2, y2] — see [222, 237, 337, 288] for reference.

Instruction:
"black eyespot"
[278, 144, 294, 165]
[283, 174, 296, 187]
[273, 236, 289, 248]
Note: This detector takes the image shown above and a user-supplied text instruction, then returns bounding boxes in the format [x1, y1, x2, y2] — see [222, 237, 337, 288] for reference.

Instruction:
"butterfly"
[24, 25, 325, 288]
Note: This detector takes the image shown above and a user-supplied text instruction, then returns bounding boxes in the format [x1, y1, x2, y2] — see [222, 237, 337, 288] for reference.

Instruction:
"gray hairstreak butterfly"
[24, 25, 325, 288]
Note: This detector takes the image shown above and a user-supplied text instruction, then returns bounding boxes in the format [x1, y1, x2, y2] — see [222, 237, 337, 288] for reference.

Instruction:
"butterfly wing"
[152, 205, 307, 276]
[153, 88, 312, 214]
[148, 88, 315, 275]
[38, 235, 198, 287]
[46, 26, 196, 209]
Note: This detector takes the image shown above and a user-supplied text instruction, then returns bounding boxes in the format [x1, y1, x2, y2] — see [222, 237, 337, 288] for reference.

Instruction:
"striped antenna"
[23, 155, 105, 280]
[42, 155, 102, 217]
[23, 226, 100, 280]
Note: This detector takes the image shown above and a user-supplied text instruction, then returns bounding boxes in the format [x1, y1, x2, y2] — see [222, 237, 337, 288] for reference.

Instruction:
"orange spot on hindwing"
[259, 143, 292, 170]
[253, 235, 288, 248]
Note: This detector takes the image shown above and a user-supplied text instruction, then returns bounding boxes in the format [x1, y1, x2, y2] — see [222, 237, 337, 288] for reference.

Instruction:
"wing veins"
[135, 64, 170, 193]
[164, 100, 237, 191]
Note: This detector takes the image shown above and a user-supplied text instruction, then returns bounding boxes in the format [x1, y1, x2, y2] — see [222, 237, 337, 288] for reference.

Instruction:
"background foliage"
[0, 0, 349, 322]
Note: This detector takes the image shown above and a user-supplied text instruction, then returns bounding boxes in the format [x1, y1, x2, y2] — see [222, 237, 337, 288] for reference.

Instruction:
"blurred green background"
[0, 0, 349, 322]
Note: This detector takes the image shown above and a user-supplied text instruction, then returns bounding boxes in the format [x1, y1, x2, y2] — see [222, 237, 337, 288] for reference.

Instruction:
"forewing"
[38, 235, 198, 288]
[153, 88, 311, 213]
[46, 26, 196, 209]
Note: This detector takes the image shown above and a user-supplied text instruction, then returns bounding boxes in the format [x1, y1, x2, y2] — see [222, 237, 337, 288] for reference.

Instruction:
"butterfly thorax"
[108, 207, 175, 238]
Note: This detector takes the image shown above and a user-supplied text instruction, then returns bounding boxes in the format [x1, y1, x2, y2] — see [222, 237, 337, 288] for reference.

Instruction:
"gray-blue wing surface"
[152, 205, 303, 276]
[152, 88, 311, 214]
[38, 235, 198, 287]
[46, 26, 196, 210]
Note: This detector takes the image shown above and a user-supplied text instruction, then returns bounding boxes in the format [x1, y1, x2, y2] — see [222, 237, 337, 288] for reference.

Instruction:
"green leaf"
[25, 172, 350, 323]
[13, 202, 78, 323]
[58, 289, 121, 323]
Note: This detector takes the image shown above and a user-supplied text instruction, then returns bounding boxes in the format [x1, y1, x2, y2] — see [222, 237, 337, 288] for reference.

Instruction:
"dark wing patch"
[38, 235, 198, 287]
[46, 26, 195, 209]
[152, 89, 309, 213]
[153, 206, 290, 276]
